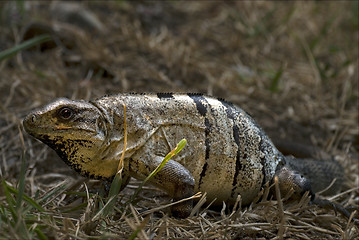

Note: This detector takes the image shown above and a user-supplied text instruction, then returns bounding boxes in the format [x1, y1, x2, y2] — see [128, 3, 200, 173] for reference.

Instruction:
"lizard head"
[23, 98, 118, 179]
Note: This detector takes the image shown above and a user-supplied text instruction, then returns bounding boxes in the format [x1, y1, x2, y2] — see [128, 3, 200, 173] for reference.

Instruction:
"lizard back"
[92, 93, 285, 205]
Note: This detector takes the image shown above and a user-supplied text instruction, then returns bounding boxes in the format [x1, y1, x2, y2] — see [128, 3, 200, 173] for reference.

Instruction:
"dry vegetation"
[0, 1, 358, 239]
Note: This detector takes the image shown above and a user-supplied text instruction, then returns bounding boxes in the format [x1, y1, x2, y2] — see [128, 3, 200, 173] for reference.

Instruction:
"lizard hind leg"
[274, 154, 343, 201]
[284, 156, 343, 195]
[274, 163, 314, 201]
[275, 156, 359, 226]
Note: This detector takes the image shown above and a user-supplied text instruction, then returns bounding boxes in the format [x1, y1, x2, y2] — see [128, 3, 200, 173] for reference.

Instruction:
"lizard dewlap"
[23, 93, 344, 218]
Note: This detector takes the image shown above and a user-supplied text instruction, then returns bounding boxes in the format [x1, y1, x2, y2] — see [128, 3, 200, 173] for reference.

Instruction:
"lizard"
[22, 93, 358, 224]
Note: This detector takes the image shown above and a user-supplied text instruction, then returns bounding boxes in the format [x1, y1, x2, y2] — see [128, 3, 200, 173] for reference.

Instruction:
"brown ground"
[0, 1, 358, 239]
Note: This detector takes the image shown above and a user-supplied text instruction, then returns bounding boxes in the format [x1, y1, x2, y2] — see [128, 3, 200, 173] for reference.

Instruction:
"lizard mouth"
[23, 113, 72, 138]
[23, 112, 98, 141]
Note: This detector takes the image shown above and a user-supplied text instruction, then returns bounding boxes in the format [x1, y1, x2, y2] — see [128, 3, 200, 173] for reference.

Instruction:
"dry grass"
[0, 1, 358, 239]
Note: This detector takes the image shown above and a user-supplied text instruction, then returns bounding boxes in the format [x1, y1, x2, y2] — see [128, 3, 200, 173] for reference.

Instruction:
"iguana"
[23, 93, 358, 224]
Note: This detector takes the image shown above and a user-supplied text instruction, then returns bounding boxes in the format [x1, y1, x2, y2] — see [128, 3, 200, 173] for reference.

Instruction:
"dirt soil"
[0, 1, 358, 239]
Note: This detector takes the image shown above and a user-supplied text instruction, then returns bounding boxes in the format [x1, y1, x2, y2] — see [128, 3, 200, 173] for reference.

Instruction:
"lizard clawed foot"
[312, 196, 359, 227]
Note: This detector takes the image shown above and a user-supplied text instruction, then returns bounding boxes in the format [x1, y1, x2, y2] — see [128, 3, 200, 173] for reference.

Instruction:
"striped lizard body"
[23, 93, 354, 222]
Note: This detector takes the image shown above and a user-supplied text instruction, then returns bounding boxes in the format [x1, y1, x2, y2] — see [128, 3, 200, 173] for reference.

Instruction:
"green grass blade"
[16, 218, 30, 240]
[108, 173, 123, 199]
[100, 173, 123, 217]
[92, 195, 117, 220]
[130, 139, 187, 203]
[16, 151, 27, 210]
[0, 34, 51, 61]
[6, 184, 45, 212]
[35, 227, 48, 240]
[1, 180, 17, 222]
[96, 139, 187, 219]
[0, 205, 4, 227]
[143, 139, 187, 185]
[61, 202, 88, 213]
[269, 64, 284, 93]
[127, 228, 141, 240]
[39, 182, 68, 204]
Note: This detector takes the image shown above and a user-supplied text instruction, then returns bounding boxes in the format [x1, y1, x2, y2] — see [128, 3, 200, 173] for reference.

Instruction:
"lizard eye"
[58, 107, 74, 120]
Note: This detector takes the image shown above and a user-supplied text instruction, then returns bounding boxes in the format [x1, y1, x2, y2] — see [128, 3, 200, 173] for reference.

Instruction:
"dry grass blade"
[191, 192, 207, 217]
[139, 192, 202, 217]
[274, 176, 285, 239]
[117, 103, 128, 174]
[126, 204, 150, 240]
[99, 104, 128, 219]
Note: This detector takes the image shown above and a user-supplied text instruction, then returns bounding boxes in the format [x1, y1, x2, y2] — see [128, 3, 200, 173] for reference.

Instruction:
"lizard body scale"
[23, 93, 356, 223]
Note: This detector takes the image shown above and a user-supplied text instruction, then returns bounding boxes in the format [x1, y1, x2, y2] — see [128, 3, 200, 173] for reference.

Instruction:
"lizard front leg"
[129, 154, 195, 218]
